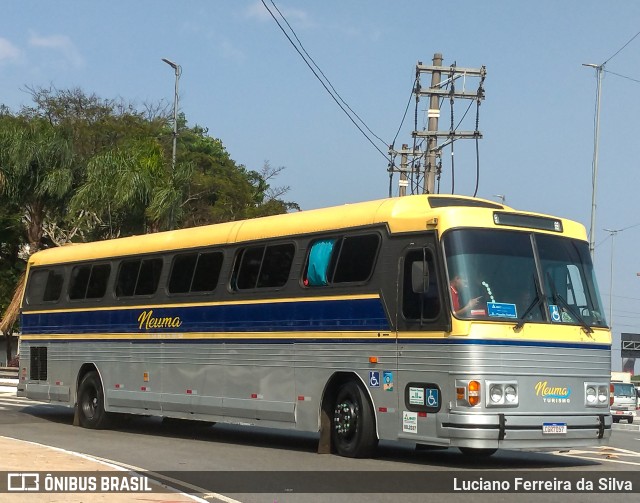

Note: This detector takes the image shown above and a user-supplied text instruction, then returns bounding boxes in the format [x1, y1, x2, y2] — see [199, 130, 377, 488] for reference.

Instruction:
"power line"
[391, 76, 417, 148]
[604, 69, 640, 85]
[261, 0, 389, 161]
[604, 29, 640, 65]
[267, 0, 387, 147]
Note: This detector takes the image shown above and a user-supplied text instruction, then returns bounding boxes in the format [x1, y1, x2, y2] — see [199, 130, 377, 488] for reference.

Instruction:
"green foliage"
[0, 115, 76, 251]
[0, 205, 25, 331]
[0, 86, 298, 320]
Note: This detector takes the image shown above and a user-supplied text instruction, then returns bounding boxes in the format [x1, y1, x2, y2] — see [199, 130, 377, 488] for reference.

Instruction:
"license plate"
[542, 422, 567, 434]
[613, 411, 624, 415]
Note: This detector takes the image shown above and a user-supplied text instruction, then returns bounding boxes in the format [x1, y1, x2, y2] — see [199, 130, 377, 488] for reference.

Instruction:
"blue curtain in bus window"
[307, 239, 336, 286]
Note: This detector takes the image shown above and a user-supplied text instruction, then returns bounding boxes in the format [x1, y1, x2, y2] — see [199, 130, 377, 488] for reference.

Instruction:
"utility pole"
[424, 53, 443, 194]
[388, 53, 486, 196]
[399, 143, 409, 197]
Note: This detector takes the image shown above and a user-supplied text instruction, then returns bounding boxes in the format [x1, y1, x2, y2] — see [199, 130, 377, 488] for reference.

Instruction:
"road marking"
[0, 436, 222, 503]
[554, 446, 640, 466]
[79, 454, 242, 503]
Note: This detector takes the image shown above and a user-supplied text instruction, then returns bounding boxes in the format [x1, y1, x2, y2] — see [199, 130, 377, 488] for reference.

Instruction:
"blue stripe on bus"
[20, 297, 391, 335]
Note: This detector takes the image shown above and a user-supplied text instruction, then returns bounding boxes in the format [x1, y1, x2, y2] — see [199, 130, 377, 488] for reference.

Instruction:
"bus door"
[400, 242, 449, 330]
[394, 240, 450, 441]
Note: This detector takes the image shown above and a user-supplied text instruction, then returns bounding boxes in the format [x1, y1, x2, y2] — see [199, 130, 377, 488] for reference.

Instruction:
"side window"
[235, 246, 264, 290]
[169, 251, 223, 294]
[304, 234, 380, 286]
[402, 249, 441, 320]
[43, 270, 64, 302]
[116, 257, 163, 297]
[333, 234, 379, 283]
[116, 260, 140, 297]
[69, 266, 91, 300]
[232, 243, 295, 290]
[69, 264, 111, 300]
[27, 269, 64, 304]
[258, 244, 295, 288]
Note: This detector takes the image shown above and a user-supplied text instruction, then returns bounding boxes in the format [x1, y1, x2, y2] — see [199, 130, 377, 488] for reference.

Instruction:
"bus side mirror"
[411, 262, 429, 293]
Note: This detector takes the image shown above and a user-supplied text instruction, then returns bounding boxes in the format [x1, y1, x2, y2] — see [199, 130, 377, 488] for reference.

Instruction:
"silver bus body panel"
[19, 336, 611, 450]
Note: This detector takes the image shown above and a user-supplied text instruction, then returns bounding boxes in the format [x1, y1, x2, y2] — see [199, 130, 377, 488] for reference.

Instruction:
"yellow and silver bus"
[17, 194, 611, 457]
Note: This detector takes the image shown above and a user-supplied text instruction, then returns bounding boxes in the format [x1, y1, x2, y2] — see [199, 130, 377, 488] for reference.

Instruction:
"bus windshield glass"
[443, 229, 607, 327]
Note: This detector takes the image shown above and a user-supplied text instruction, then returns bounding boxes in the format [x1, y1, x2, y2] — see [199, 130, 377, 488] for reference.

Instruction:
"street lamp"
[583, 62, 605, 260]
[604, 227, 621, 327]
[162, 58, 182, 230]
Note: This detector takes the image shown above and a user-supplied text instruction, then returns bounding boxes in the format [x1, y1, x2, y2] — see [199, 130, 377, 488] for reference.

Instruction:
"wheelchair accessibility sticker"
[426, 388, 439, 407]
[369, 371, 380, 388]
[549, 304, 561, 323]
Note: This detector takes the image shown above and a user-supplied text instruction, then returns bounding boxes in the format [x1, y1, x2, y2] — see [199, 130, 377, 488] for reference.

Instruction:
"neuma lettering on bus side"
[138, 310, 183, 330]
[534, 381, 571, 404]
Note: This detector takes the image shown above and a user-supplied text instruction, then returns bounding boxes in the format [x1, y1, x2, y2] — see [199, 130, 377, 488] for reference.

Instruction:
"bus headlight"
[485, 381, 518, 408]
[585, 382, 609, 408]
[490, 385, 504, 404]
[505, 385, 518, 404]
[598, 386, 608, 404]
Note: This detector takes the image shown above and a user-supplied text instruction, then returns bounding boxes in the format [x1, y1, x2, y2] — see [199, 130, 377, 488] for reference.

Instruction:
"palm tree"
[70, 138, 193, 237]
[0, 117, 75, 252]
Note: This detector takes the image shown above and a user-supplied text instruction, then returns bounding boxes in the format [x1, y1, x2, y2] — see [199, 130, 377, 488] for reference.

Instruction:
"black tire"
[628, 417, 634, 424]
[613, 417, 620, 423]
[458, 447, 498, 457]
[77, 371, 111, 429]
[331, 380, 378, 458]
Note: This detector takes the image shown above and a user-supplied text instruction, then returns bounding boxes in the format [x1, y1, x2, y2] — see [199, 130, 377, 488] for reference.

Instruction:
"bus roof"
[28, 194, 587, 266]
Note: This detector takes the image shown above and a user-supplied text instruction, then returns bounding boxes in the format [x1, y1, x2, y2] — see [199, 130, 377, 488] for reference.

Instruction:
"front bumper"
[439, 412, 611, 449]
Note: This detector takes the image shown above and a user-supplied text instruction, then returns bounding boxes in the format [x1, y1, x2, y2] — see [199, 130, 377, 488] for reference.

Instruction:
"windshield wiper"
[546, 272, 593, 334]
[514, 275, 543, 331]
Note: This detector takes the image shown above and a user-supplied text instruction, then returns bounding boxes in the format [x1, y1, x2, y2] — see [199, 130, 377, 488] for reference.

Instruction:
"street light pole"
[583, 63, 604, 260]
[604, 228, 622, 329]
[162, 58, 181, 230]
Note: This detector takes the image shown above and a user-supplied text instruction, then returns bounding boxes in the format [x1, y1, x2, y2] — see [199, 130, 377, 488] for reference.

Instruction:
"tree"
[177, 124, 299, 225]
[2, 86, 300, 240]
[0, 115, 75, 253]
[0, 204, 25, 364]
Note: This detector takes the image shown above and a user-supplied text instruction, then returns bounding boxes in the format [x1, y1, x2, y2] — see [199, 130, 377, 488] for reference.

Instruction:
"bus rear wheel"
[77, 371, 111, 429]
[331, 381, 377, 458]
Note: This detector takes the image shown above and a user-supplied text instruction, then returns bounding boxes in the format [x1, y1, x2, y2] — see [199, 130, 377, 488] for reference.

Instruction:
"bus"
[17, 194, 611, 457]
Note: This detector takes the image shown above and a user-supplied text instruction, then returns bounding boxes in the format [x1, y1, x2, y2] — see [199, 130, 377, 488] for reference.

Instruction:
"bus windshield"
[443, 229, 607, 327]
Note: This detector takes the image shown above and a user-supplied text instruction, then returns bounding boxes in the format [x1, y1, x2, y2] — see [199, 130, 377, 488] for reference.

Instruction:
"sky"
[2, 1, 640, 368]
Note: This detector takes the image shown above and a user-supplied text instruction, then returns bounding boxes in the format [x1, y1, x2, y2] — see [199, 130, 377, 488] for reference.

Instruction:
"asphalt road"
[1, 391, 639, 503]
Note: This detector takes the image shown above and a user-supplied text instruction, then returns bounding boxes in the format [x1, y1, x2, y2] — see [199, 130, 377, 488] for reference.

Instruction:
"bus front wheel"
[77, 371, 111, 429]
[331, 381, 378, 458]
